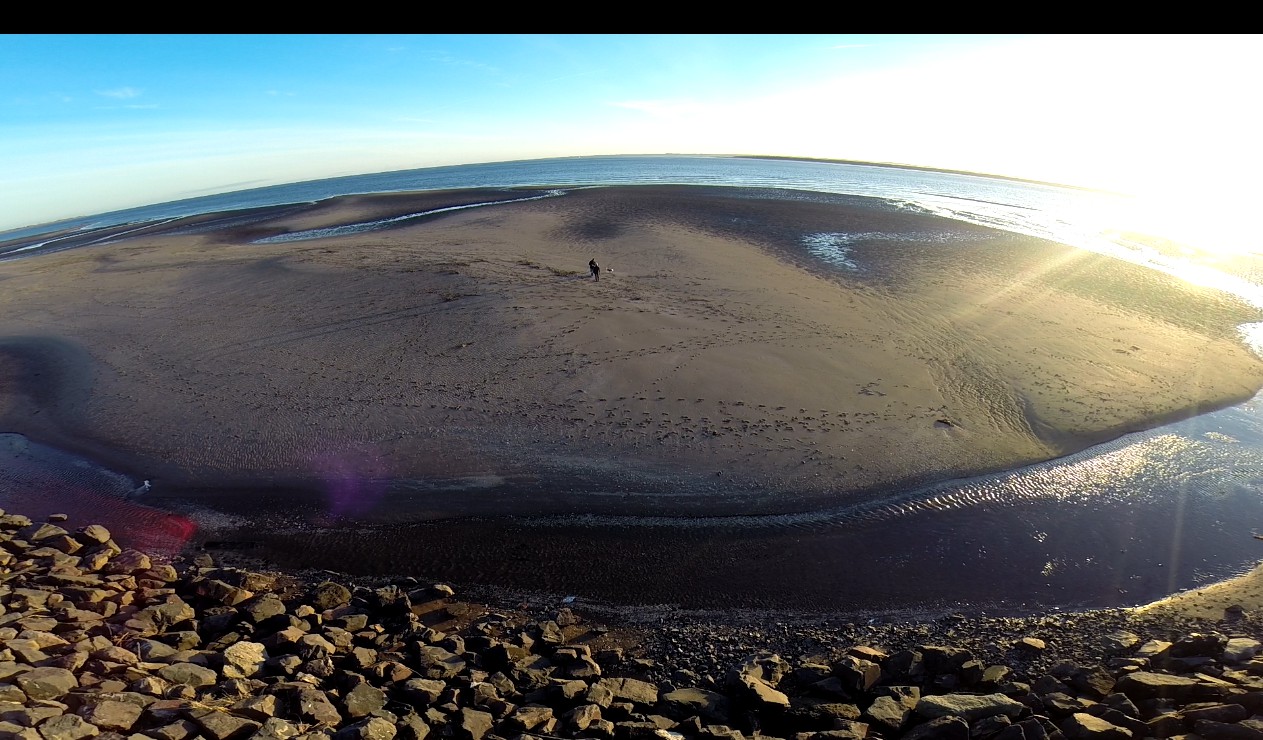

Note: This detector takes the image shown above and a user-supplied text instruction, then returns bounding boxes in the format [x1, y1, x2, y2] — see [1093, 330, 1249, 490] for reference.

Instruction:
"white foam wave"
[253, 190, 567, 244]
[1238, 323, 1263, 359]
[801, 233, 860, 270]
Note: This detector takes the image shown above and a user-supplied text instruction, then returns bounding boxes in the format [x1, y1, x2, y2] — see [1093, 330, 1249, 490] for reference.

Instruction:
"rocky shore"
[4, 508, 1263, 740]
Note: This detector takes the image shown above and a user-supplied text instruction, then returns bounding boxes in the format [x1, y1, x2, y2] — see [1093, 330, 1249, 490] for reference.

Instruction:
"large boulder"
[915, 693, 1025, 722]
[14, 666, 78, 700]
[594, 677, 659, 706]
[223, 641, 269, 678]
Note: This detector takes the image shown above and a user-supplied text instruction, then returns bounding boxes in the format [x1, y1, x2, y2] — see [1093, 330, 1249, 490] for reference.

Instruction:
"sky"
[2, 33, 1261, 235]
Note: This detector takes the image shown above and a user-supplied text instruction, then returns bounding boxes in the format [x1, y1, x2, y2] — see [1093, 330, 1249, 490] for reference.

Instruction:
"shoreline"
[7, 385, 1263, 618]
[2, 187, 1260, 496]
[3, 185, 1263, 614]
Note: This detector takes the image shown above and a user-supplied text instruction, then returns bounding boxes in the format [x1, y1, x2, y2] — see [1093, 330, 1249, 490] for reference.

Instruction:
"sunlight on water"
[1009, 434, 1195, 505]
[533, 419, 1263, 532]
[1098, 233, 1263, 311]
[1239, 323, 1263, 358]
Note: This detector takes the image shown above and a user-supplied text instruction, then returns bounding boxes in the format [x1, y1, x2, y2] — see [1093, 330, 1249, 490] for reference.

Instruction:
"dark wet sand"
[3, 186, 1263, 614]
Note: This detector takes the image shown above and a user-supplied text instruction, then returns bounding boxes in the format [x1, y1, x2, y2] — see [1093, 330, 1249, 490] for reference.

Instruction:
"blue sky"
[2, 34, 1260, 235]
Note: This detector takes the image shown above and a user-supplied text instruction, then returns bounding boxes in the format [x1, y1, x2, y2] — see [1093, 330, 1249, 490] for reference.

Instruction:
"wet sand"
[2, 185, 1263, 612]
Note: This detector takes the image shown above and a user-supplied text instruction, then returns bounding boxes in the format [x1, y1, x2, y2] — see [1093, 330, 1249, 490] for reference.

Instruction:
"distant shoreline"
[0, 153, 1123, 240]
[729, 153, 1122, 194]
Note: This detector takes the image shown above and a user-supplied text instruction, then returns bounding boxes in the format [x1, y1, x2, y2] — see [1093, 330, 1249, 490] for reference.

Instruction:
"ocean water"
[0, 156, 1161, 261]
[9, 154, 1254, 305]
[4, 154, 1263, 613]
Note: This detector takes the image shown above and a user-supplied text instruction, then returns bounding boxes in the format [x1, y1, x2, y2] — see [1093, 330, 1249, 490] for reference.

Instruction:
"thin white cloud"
[607, 99, 709, 117]
[96, 86, 143, 100]
[176, 179, 272, 197]
[421, 50, 499, 75]
[92, 103, 159, 110]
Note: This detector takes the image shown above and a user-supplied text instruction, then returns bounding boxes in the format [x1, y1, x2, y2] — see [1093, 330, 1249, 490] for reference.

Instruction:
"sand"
[2, 186, 1259, 508]
[3, 185, 1263, 612]
[1138, 560, 1263, 621]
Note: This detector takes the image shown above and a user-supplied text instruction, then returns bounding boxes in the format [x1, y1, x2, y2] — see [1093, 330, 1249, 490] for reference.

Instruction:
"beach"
[2, 185, 1262, 613]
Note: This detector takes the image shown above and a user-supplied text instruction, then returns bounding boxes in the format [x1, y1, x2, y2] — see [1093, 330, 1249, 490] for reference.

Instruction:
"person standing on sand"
[589, 259, 600, 281]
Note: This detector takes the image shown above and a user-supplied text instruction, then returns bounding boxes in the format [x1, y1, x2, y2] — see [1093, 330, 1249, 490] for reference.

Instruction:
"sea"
[5, 154, 1263, 614]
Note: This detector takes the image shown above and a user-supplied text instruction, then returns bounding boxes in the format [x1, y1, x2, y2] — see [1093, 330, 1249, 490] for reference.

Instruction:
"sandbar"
[2, 186, 1260, 516]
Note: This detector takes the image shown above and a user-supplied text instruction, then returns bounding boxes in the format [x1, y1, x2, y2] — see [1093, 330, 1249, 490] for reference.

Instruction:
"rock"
[157, 662, 217, 688]
[223, 642, 269, 679]
[914, 693, 1025, 722]
[834, 656, 881, 693]
[724, 653, 790, 709]
[135, 596, 196, 631]
[1185, 704, 1251, 723]
[250, 717, 301, 740]
[334, 717, 397, 740]
[297, 633, 337, 660]
[1070, 666, 1117, 698]
[76, 525, 112, 545]
[347, 647, 377, 670]
[982, 665, 1012, 687]
[295, 688, 342, 726]
[452, 708, 494, 740]
[1017, 637, 1046, 652]
[1194, 719, 1263, 740]
[38, 714, 101, 740]
[1084, 706, 1146, 737]
[595, 678, 660, 706]
[1060, 713, 1132, 740]
[1101, 631, 1140, 654]
[197, 579, 253, 606]
[232, 695, 280, 721]
[76, 700, 143, 732]
[20, 523, 69, 542]
[803, 723, 868, 740]
[865, 695, 911, 733]
[342, 683, 387, 719]
[239, 594, 286, 624]
[920, 646, 974, 675]
[660, 688, 730, 723]
[727, 653, 790, 686]
[188, 708, 263, 740]
[505, 705, 554, 732]
[1171, 633, 1226, 658]
[1134, 640, 1172, 662]
[1115, 671, 1207, 702]
[1224, 638, 1262, 664]
[730, 673, 789, 709]
[395, 714, 430, 740]
[414, 646, 465, 679]
[103, 550, 151, 575]
[564, 705, 603, 732]
[15, 666, 78, 700]
[903, 715, 969, 740]
[11, 506, 1263, 740]
[309, 582, 352, 611]
[400, 678, 446, 706]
